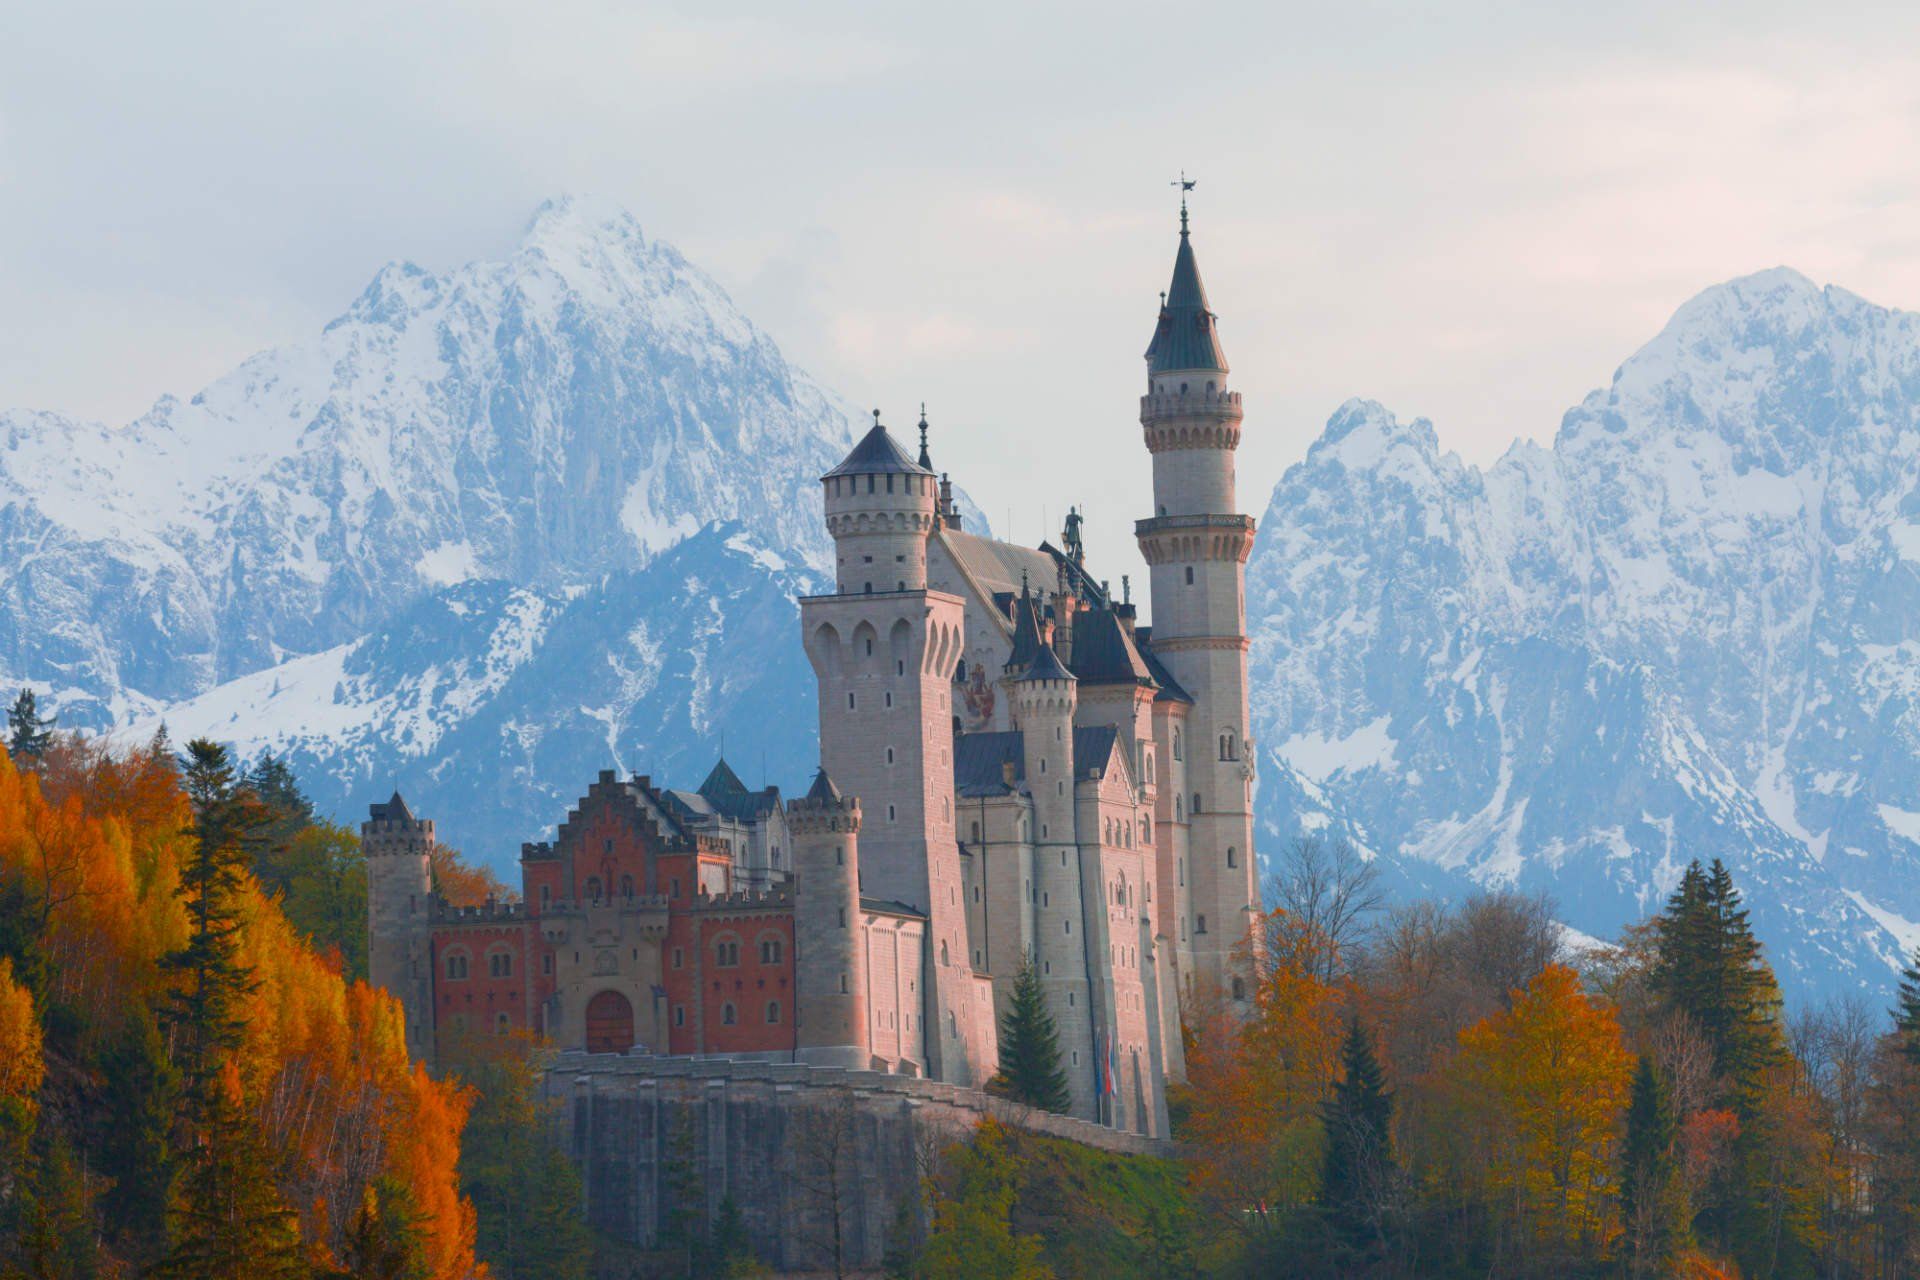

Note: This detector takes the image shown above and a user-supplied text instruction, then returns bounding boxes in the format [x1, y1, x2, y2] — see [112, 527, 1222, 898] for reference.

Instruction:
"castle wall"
[545, 1053, 1169, 1274]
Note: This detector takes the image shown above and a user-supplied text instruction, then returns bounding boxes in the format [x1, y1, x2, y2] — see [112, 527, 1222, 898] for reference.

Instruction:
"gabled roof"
[1070, 607, 1154, 687]
[823, 422, 933, 479]
[1145, 222, 1229, 375]
[1134, 628, 1195, 705]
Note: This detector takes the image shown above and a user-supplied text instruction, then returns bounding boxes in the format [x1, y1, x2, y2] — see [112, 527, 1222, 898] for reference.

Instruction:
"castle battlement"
[692, 887, 795, 913]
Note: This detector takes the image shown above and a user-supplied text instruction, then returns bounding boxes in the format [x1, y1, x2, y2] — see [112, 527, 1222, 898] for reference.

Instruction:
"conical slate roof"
[368, 790, 415, 822]
[824, 421, 934, 479]
[1145, 221, 1229, 375]
[1016, 641, 1075, 684]
[805, 768, 843, 802]
[1004, 586, 1044, 671]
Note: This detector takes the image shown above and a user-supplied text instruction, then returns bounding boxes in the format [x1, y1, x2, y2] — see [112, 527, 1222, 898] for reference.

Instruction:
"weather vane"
[1171, 170, 1196, 232]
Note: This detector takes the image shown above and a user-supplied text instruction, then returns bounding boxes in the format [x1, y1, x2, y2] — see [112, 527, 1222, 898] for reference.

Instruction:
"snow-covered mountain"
[1249, 268, 1920, 1002]
[0, 197, 879, 854]
[0, 195, 855, 727]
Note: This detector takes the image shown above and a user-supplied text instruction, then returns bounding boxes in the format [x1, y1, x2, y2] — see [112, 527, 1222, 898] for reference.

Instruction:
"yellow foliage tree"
[0, 957, 43, 1116]
[1448, 963, 1632, 1262]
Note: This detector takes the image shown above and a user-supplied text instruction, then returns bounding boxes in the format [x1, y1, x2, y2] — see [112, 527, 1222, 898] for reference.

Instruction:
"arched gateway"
[584, 989, 634, 1054]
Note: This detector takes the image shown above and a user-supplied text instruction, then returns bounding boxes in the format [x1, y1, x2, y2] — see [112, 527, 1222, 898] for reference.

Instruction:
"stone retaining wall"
[543, 1051, 1171, 1272]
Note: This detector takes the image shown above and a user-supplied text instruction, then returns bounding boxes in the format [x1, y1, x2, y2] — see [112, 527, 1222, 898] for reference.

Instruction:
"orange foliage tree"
[0, 743, 478, 1277]
[1445, 963, 1632, 1264]
[1180, 907, 1344, 1233]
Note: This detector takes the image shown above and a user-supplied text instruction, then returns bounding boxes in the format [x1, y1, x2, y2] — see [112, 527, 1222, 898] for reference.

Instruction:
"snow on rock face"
[1250, 269, 1920, 1003]
[123, 523, 824, 862]
[0, 196, 858, 725]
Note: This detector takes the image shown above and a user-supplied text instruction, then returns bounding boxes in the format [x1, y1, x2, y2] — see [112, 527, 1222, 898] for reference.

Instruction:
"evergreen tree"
[1651, 858, 1784, 1110]
[450, 1034, 591, 1280]
[155, 738, 303, 1279]
[97, 1008, 178, 1263]
[1620, 1056, 1686, 1277]
[1319, 1018, 1396, 1261]
[991, 952, 1072, 1114]
[5, 688, 54, 764]
[1896, 946, 1920, 1065]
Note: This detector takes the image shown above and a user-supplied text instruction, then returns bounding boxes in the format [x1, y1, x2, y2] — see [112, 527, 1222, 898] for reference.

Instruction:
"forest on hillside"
[4, 696, 1920, 1279]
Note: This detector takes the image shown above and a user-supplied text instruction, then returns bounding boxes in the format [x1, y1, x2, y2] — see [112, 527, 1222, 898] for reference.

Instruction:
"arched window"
[488, 949, 513, 978]
[759, 937, 784, 965]
[722, 1002, 737, 1026]
[1175, 795, 1183, 821]
[1192, 792, 1202, 814]
[970, 821, 980, 843]
[445, 952, 469, 980]
[1172, 728, 1183, 760]
[940, 940, 949, 967]
[716, 939, 740, 967]
[1196, 914, 1208, 934]
[1231, 977, 1246, 1000]
[620, 874, 634, 899]
[585, 876, 603, 902]
[765, 1000, 781, 1024]
[1226, 847, 1237, 868]
[1185, 566, 1194, 585]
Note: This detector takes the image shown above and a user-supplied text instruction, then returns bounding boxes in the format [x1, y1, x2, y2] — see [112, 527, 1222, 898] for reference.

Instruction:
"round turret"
[362, 792, 436, 1064]
[822, 413, 938, 594]
[786, 769, 869, 1068]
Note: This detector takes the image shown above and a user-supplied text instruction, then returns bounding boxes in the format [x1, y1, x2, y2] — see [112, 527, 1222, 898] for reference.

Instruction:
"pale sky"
[6, 2, 1920, 586]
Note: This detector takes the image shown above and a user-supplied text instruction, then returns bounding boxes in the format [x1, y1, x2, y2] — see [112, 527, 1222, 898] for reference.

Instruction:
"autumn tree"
[919, 1118, 1053, 1280]
[1448, 963, 1631, 1269]
[5, 689, 55, 764]
[991, 952, 1072, 1114]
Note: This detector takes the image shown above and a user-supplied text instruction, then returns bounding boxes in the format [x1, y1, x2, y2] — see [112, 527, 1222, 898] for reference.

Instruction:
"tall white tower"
[1136, 203, 1260, 1004]
[801, 416, 996, 1085]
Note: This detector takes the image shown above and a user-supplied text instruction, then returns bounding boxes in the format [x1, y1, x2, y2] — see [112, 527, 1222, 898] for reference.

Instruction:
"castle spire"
[917, 403, 933, 470]
[1145, 192, 1228, 375]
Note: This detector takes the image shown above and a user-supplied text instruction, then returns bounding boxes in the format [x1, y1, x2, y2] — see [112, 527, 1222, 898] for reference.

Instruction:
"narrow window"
[674, 1005, 685, 1026]
[1197, 914, 1208, 934]
[1185, 566, 1194, 585]
[722, 1003, 737, 1026]
[840, 974, 849, 994]
[1227, 847, 1237, 868]
[766, 1000, 781, 1024]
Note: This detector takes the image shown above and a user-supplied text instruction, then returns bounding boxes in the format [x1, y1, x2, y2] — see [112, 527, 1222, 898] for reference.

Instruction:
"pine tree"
[991, 952, 1072, 1114]
[5, 689, 55, 764]
[1896, 946, 1920, 1065]
[155, 738, 303, 1279]
[98, 1007, 178, 1263]
[1620, 1057, 1686, 1277]
[1651, 858, 1784, 1111]
[1320, 1018, 1396, 1261]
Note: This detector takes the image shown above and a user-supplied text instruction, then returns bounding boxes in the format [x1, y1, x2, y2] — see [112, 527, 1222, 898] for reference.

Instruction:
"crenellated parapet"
[784, 790, 862, 836]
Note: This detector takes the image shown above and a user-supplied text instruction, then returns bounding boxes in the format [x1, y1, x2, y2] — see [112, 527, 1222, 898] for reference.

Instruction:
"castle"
[364, 207, 1261, 1136]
